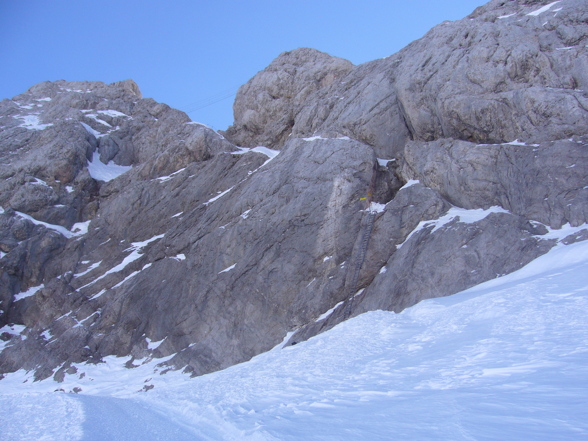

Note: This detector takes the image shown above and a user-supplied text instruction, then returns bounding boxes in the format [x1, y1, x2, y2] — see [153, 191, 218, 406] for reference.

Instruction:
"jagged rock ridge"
[0, 0, 587, 383]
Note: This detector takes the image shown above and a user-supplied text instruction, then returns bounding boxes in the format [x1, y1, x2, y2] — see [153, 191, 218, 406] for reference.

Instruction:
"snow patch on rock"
[87, 152, 132, 182]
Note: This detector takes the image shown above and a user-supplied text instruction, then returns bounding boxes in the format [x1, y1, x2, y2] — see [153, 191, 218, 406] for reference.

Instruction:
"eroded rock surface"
[224, 48, 354, 149]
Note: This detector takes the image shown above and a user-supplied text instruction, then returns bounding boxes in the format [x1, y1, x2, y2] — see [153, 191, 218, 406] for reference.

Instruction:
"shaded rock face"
[1, 0, 587, 381]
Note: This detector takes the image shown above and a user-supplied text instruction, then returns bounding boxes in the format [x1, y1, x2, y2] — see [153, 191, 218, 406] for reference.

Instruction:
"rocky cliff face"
[1, 0, 587, 383]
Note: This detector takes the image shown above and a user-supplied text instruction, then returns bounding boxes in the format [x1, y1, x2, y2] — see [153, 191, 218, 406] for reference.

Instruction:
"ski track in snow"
[1, 240, 588, 440]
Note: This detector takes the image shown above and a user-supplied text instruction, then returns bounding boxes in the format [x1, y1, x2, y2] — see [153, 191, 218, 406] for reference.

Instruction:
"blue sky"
[0, 0, 486, 130]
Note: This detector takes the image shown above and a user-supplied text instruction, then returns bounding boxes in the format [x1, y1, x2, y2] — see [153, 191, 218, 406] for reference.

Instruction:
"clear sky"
[0, 0, 486, 130]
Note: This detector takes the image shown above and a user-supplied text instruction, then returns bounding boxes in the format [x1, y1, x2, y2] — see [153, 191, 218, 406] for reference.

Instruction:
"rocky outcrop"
[401, 137, 588, 229]
[223, 48, 354, 149]
[229, 0, 588, 159]
[391, 0, 588, 146]
[0, 0, 587, 383]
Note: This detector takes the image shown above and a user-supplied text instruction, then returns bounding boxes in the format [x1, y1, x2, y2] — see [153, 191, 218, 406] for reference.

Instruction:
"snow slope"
[1, 239, 587, 440]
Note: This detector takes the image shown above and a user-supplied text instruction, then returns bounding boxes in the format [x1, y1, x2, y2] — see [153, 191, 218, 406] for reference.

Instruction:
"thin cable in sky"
[184, 86, 240, 113]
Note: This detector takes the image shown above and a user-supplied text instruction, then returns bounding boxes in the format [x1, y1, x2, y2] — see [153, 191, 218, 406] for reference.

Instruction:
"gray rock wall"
[0, 0, 587, 382]
[224, 48, 354, 148]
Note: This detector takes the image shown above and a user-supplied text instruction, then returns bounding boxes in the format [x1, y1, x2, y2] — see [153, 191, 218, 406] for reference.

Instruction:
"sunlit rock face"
[1, 0, 587, 380]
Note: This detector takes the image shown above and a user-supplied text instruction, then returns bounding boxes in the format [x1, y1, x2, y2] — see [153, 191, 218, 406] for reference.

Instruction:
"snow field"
[0, 393, 84, 441]
[144, 240, 588, 440]
[1, 239, 586, 439]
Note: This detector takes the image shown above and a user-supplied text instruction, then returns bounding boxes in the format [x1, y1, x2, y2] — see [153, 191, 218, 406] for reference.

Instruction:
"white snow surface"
[232, 146, 280, 160]
[315, 300, 345, 321]
[70, 220, 91, 236]
[15, 212, 87, 239]
[539, 222, 588, 241]
[368, 202, 386, 213]
[398, 206, 511, 248]
[218, 263, 236, 274]
[376, 157, 395, 167]
[74, 261, 102, 278]
[203, 147, 281, 207]
[0, 324, 27, 352]
[80, 122, 101, 138]
[32, 177, 50, 187]
[232, 146, 281, 169]
[527, 1, 561, 16]
[204, 186, 235, 205]
[111, 263, 152, 290]
[1, 240, 588, 439]
[16, 114, 53, 130]
[87, 152, 132, 182]
[84, 113, 112, 127]
[97, 109, 129, 118]
[79, 234, 164, 291]
[429, 206, 510, 233]
[504, 139, 540, 147]
[399, 179, 420, 190]
[13, 284, 44, 302]
[146, 337, 166, 351]
[156, 167, 186, 183]
[302, 135, 351, 141]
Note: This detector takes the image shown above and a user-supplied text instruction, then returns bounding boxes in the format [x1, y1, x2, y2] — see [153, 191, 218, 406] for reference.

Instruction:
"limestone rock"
[391, 0, 588, 145]
[1, 0, 587, 382]
[223, 48, 354, 149]
[1, 134, 378, 377]
[288, 0, 588, 158]
[355, 211, 555, 314]
[400, 137, 588, 229]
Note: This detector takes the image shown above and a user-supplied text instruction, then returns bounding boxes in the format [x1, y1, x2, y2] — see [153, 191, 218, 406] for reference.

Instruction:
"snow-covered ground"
[1, 239, 587, 440]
